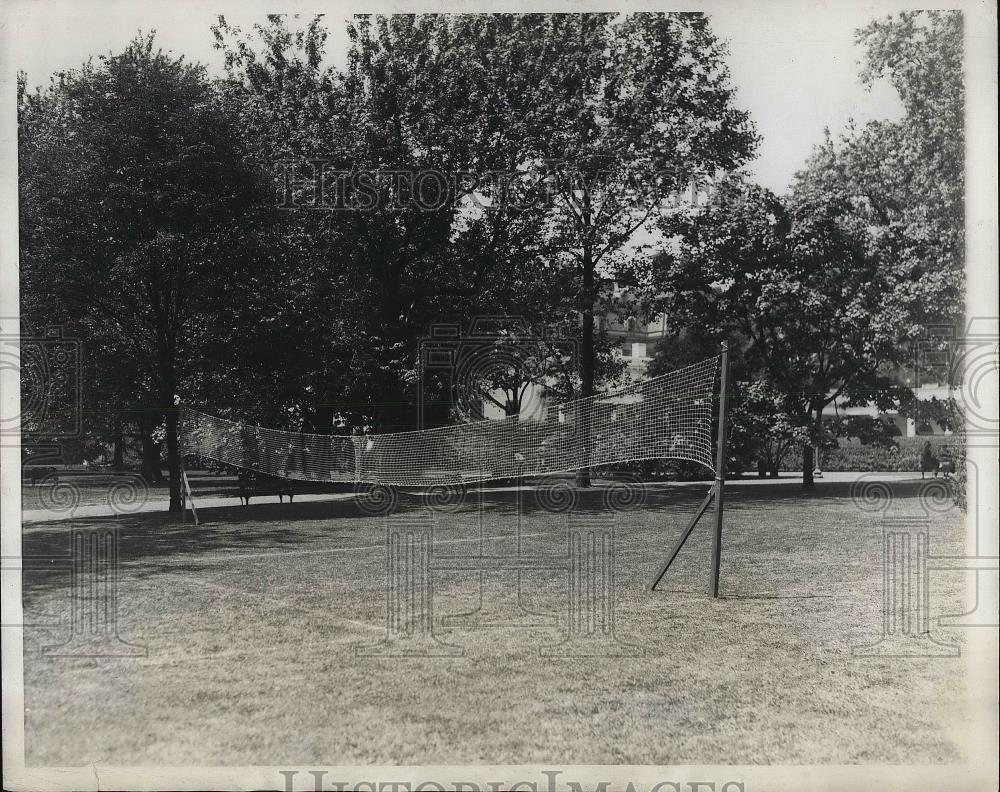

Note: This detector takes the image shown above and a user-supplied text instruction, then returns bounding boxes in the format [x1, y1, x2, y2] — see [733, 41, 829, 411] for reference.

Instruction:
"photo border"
[1, 1, 996, 790]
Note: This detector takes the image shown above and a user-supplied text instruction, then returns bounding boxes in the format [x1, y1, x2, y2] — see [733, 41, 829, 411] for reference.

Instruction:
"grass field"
[21, 477, 970, 765]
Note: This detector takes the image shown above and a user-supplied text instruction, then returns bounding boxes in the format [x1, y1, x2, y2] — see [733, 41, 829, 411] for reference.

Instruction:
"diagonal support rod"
[650, 340, 731, 596]
[649, 487, 715, 591]
[180, 464, 199, 526]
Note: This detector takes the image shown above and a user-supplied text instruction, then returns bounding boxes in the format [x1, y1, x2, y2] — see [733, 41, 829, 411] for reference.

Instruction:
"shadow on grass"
[19, 483, 715, 595]
[723, 476, 940, 508]
[21, 476, 937, 597]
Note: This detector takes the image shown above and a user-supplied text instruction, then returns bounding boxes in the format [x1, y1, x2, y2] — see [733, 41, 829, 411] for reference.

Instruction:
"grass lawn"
[21, 478, 970, 765]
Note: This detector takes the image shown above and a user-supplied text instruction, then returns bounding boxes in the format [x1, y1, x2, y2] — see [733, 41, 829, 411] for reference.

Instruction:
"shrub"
[597, 459, 713, 482]
[776, 435, 964, 472]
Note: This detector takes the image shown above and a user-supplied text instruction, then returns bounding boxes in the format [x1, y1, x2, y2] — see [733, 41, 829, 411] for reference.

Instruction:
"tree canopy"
[19, 34, 268, 508]
[650, 10, 964, 488]
[18, 12, 963, 498]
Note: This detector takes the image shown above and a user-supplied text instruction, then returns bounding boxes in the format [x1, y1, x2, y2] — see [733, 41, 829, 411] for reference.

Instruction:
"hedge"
[785, 435, 964, 473]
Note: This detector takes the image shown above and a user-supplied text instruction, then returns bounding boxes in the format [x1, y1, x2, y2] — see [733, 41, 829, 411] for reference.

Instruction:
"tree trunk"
[165, 406, 182, 512]
[159, 365, 182, 512]
[373, 259, 413, 434]
[311, 400, 337, 434]
[112, 410, 124, 471]
[138, 412, 163, 483]
[576, 242, 595, 489]
[801, 403, 826, 492]
[810, 405, 826, 488]
[802, 443, 814, 491]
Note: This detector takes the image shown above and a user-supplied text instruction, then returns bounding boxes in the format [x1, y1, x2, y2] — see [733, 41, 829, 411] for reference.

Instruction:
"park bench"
[236, 470, 310, 505]
[22, 466, 57, 485]
[919, 445, 956, 479]
[182, 461, 348, 507]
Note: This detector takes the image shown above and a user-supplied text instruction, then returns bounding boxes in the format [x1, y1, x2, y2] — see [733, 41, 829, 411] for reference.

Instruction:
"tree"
[445, 317, 602, 423]
[648, 326, 801, 479]
[214, 15, 537, 433]
[852, 11, 963, 286]
[830, 415, 902, 448]
[654, 178, 937, 489]
[731, 381, 807, 479]
[796, 11, 964, 348]
[654, 12, 964, 490]
[208, 15, 380, 434]
[19, 34, 264, 510]
[510, 13, 757, 484]
[212, 14, 659, 441]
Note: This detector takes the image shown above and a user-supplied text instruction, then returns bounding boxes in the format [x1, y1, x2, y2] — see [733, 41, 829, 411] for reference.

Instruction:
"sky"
[8, 3, 905, 195]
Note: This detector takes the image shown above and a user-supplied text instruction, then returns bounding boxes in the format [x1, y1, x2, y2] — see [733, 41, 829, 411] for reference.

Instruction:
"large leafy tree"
[647, 326, 802, 479]
[798, 11, 964, 335]
[854, 11, 963, 276]
[211, 14, 644, 437]
[19, 35, 265, 509]
[511, 13, 757, 482]
[208, 16, 376, 433]
[655, 179, 936, 489]
[654, 11, 964, 489]
[214, 15, 527, 433]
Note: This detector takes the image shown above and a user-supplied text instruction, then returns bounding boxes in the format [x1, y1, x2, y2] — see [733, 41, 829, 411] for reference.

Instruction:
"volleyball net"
[179, 354, 721, 487]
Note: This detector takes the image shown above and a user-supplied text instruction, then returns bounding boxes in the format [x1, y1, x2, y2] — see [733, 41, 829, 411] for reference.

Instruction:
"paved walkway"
[20, 490, 360, 524]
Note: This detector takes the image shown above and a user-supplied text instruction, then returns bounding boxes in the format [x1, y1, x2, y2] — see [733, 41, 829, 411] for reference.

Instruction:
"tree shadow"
[21, 475, 923, 599]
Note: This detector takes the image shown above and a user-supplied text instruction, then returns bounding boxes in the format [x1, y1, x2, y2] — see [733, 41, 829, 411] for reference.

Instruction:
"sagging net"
[180, 354, 720, 487]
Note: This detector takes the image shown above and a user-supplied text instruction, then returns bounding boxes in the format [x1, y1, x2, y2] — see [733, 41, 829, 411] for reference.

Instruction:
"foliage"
[828, 415, 902, 447]
[653, 178, 919, 488]
[19, 12, 965, 503]
[512, 12, 758, 422]
[949, 437, 968, 511]
[770, 433, 963, 474]
[647, 328, 801, 477]
[647, 12, 963, 491]
[730, 381, 810, 477]
[852, 12, 964, 303]
[795, 11, 964, 378]
[212, 15, 568, 431]
[19, 34, 267, 509]
[211, 13, 756, 446]
[897, 395, 963, 435]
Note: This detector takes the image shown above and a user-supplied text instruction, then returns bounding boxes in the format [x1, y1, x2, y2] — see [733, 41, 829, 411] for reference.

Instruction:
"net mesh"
[180, 354, 720, 486]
